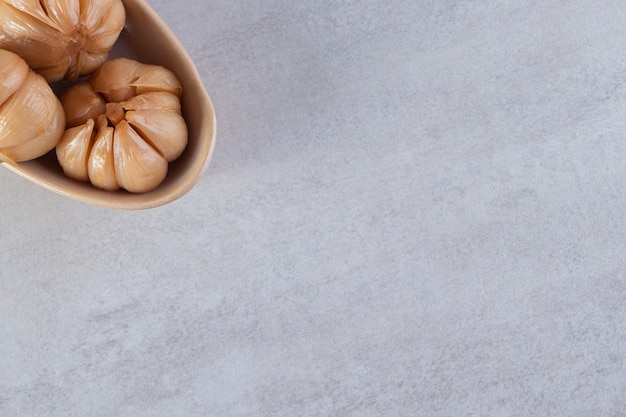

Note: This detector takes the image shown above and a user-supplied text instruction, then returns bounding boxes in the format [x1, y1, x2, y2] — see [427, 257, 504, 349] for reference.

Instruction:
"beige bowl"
[1, 0, 217, 210]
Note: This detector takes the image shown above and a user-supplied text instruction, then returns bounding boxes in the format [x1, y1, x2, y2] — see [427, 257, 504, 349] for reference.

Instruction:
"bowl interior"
[2, 0, 216, 210]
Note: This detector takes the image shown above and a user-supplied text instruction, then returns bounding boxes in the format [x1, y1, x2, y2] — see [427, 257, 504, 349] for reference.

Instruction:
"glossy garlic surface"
[0, 0, 125, 82]
[0, 49, 65, 164]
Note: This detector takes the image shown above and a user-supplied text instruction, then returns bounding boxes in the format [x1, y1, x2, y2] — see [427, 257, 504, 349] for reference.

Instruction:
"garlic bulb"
[56, 58, 187, 193]
[0, 0, 125, 82]
[0, 49, 65, 164]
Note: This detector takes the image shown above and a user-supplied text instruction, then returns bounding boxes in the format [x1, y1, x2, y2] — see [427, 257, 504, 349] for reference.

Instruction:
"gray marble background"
[2, 0, 626, 415]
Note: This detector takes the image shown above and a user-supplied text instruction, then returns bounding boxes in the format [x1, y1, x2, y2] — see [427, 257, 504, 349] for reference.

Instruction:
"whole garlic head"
[57, 58, 188, 194]
[0, 0, 125, 82]
[0, 49, 65, 164]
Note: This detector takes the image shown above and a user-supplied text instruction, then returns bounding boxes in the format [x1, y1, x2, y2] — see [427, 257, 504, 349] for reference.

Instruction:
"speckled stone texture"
[2, 0, 626, 415]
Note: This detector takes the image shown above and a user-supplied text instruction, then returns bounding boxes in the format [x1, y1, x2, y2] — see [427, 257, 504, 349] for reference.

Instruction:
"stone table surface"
[2, 1, 626, 416]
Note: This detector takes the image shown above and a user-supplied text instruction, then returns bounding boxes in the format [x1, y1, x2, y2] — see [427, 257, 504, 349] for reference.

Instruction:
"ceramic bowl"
[1, 0, 217, 210]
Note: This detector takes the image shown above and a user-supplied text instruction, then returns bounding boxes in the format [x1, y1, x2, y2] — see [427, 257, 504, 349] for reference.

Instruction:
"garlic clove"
[131, 65, 182, 98]
[89, 57, 139, 102]
[122, 92, 181, 113]
[126, 110, 187, 162]
[56, 118, 95, 181]
[79, 0, 126, 54]
[0, 99, 65, 162]
[74, 49, 108, 78]
[114, 120, 168, 193]
[90, 58, 182, 102]
[61, 82, 106, 128]
[38, 60, 72, 83]
[0, 71, 61, 148]
[88, 115, 118, 191]
[40, 0, 80, 34]
[0, 49, 29, 104]
[4, 1, 42, 15]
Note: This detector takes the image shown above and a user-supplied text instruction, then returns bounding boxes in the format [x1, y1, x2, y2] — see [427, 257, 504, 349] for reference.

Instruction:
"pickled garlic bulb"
[56, 58, 188, 193]
[0, 0, 125, 82]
